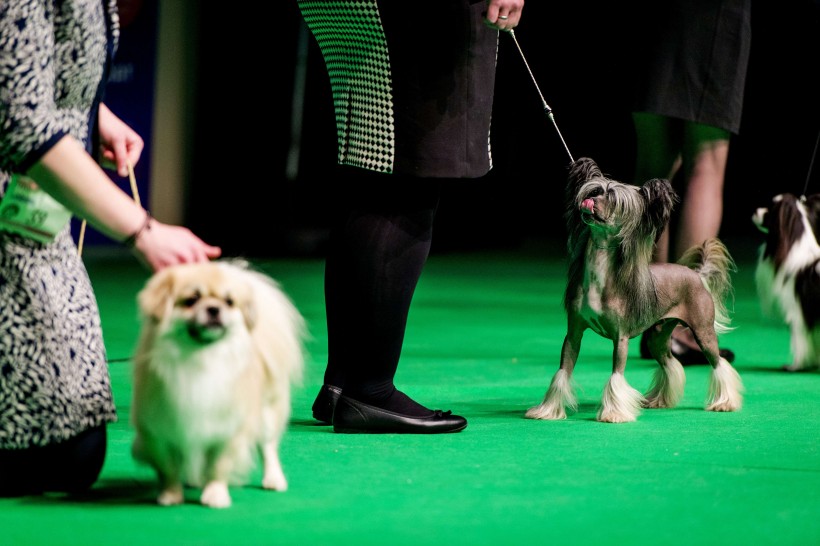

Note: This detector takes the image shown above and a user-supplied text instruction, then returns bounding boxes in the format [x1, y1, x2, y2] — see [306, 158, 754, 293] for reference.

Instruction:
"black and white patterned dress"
[0, 0, 119, 449]
[296, 0, 499, 178]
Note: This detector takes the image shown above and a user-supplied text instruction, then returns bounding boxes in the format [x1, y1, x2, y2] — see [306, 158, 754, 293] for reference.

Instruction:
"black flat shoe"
[312, 384, 342, 424]
[639, 331, 653, 359]
[639, 331, 734, 364]
[332, 395, 467, 434]
[670, 338, 735, 366]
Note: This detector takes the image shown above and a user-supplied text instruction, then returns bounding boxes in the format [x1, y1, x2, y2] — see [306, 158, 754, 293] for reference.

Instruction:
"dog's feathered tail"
[677, 238, 735, 334]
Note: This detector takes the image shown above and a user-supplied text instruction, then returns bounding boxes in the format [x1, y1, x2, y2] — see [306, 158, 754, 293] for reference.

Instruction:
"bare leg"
[633, 114, 733, 359]
[673, 123, 729, 259]
[633, 114, 729, 266]
[671, 123, 731, 351]
[632, 112, 681, 183]
[632, 112, 683, 263]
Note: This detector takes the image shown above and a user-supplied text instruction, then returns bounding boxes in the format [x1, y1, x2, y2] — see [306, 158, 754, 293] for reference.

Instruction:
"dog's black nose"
[206, 306, 220, 318]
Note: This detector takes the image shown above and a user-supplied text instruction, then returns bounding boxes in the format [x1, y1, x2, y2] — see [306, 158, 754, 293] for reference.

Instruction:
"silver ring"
[498, 15, 508, 20]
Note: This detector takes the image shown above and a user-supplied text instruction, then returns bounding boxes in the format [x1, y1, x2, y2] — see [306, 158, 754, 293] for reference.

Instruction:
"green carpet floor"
[2, 239, 819, 545]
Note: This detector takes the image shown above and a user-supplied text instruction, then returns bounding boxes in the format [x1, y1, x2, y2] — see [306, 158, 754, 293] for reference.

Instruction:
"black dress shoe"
[312, 384, 342, 424]
[639, 332, 735, 365]
[639, 331, 653, 359]
[669, 338, 735, 366]
[332, 395, 467, 434]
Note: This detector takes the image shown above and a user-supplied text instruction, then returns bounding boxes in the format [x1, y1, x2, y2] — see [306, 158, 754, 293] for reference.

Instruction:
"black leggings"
[0, 425, 107, 497]
[322, 168, 442, 401]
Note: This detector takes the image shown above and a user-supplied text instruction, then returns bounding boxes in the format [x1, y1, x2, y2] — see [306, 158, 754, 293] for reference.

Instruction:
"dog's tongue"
[581, 199, 595, 213]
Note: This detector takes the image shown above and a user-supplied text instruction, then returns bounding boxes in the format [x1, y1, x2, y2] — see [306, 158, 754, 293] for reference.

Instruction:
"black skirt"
[629, 0, 751, 134]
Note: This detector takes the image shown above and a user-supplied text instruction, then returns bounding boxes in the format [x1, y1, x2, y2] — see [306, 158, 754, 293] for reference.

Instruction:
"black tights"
[323, 168, 442, 415]
[0, 425, 107, 497]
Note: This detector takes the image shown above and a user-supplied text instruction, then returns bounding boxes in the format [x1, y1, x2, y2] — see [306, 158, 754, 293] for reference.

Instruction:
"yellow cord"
[128, 162, 141, 208]
[77, 220, 87, 256]
[78, 161, 141, 257]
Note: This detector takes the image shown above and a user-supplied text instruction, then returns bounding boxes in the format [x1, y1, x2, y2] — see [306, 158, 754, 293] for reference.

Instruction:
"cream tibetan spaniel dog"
[130, 259, 305, 508]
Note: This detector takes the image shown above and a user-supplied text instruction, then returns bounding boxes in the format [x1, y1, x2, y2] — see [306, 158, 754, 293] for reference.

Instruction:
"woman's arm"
[27, 136, 221, 270]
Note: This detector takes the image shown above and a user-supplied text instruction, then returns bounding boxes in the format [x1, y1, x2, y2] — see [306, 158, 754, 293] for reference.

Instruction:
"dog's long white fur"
[644, 358, 686, 409]
[525, 369, 576, 420]
[706, 358, 744, 411]
[597, 373, 645, 423]
[759, 260, 818, 370]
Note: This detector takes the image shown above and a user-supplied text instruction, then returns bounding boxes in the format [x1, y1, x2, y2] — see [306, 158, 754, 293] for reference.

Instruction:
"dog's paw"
[157, 486, 184, 506]
[706, 359, 744, 412]
[524, 403, 567, 420]
[783, 362, 819, 372]
[201, 481, 232, 509]
[706, 400, 741, 412]
[597, 374, 644, 423]
[596, 409, 638, 423]
[644, 388, 682, 409]
[643, 396, 669, 409]
[526, 369, 577, 420]
[262, 468, 288, 491]
[261, 441, 288, 491]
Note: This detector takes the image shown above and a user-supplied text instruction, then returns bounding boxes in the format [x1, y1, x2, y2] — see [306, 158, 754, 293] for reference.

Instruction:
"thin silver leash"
[507, 29, 574, 164]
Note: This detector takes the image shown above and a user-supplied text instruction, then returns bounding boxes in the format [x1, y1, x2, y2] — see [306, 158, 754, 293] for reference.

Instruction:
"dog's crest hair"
[564, 157, 678, 326]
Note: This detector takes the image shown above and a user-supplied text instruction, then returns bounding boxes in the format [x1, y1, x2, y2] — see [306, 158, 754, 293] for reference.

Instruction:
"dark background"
[185, 1, 820, 258]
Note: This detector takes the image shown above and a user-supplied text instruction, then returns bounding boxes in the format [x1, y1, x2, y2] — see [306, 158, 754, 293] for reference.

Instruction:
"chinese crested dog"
[526, 157, 743, 423]
[753, 193, 820, 371]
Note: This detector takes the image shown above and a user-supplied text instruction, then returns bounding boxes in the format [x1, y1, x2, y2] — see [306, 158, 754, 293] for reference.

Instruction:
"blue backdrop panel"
[72, 0, 158, 247]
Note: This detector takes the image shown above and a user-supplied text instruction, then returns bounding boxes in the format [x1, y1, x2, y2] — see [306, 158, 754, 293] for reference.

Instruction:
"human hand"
[98, 103, 144, 177]
[485, 0, 524, 30]
[129, 217, 222, 272]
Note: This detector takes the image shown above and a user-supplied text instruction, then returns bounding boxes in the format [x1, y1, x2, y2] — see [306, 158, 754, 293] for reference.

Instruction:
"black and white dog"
[753, 193, 820, 371]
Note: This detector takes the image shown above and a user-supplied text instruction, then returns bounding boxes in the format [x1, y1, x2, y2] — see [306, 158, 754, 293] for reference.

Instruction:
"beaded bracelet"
[123, 211, 152, 248]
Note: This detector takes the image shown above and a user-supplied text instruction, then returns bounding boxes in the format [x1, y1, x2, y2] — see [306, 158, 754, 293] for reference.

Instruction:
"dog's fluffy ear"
[640, 178, 677, 240]
[137, 267, 177, 321]
[216, 260, 258, 331]
[766, 194, 810, 266]
[241, 299, 257, 332]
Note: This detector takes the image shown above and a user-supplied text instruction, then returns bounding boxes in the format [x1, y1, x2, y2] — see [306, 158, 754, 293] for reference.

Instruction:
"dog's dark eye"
[180, 292, 201, 308]
[587, 187, 603, 198]
[225, 296, 234, 307]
